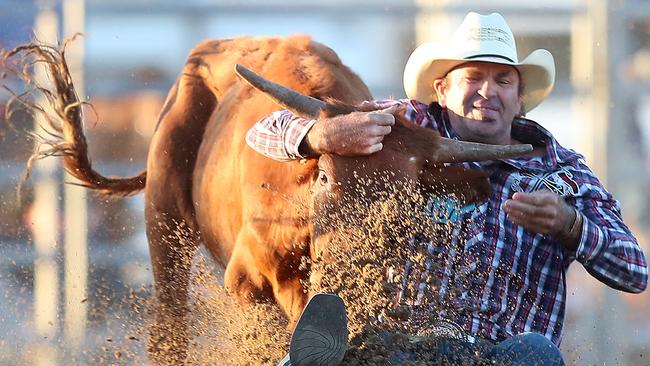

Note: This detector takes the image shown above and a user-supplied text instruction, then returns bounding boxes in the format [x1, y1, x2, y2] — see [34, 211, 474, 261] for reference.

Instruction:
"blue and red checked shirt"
[245, 99, 648, 346]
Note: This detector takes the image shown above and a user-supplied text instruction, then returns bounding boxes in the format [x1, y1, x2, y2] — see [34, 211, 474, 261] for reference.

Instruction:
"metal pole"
[587, 1, 636, 364]
[566, 10, 600, 364]
[62, 0, 87, 348]
[31, 1, 60, 365]
[583, 2, 613, 364]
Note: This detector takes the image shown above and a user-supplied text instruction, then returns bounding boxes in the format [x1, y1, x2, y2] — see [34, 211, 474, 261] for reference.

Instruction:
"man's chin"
[465, 125, 504, 144]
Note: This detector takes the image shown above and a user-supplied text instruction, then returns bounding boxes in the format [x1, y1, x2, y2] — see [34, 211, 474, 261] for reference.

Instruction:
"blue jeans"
[392, 332, 564, 365]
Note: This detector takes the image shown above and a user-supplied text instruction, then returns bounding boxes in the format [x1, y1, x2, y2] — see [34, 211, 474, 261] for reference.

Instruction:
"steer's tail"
[3, 37, 146, 198]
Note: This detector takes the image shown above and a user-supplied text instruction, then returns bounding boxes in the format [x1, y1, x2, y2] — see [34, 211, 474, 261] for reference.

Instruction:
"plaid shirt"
[246, 99, 648, 346]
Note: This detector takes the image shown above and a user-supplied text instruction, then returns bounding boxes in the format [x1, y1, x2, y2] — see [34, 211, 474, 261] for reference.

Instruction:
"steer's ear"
[419, 165, 492, 205]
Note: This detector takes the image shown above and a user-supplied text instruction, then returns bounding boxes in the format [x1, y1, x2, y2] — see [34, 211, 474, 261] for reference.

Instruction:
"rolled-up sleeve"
[572, 162, 648, 293]
[245, 110, 316, 161]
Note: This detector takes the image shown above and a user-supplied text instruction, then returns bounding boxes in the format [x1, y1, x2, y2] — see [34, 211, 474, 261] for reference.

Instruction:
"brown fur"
[5, 35, 491, 364]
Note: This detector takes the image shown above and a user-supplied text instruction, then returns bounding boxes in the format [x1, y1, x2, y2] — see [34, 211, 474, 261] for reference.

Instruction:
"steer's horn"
[433, 138, 533, 162]
[235, 64, 326, 119]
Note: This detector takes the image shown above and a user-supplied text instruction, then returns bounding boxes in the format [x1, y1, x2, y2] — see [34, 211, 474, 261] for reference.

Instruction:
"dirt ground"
[173, 184, 484, 365]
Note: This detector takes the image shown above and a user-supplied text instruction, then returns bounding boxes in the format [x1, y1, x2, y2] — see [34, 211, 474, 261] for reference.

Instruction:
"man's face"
[434, 61, 522, 145]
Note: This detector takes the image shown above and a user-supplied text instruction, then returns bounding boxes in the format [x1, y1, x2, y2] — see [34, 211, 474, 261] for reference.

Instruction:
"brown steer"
[5, 35, 531, 364]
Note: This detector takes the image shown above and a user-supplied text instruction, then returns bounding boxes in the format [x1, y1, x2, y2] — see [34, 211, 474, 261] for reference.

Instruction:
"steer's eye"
[317, 170, 328, 185]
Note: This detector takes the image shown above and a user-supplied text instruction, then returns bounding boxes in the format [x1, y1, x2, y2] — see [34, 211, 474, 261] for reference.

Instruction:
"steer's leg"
[145, 210, 199, 365]
[143, 59, 216, 364]
[225, 225, 309, 324]
[272, 277, 309, 324]
[224, 228, 274, 304]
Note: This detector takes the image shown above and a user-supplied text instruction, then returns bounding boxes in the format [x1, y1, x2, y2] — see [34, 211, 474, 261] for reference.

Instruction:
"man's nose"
[478, 79, 497, 98]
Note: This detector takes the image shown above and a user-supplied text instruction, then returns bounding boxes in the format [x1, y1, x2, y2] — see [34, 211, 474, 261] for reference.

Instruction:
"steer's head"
[235, 63, 531, 266]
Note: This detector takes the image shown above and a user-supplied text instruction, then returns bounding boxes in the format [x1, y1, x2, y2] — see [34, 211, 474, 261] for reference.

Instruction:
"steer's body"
[144, 35, 373, 362]
[7, 34, 530, 364]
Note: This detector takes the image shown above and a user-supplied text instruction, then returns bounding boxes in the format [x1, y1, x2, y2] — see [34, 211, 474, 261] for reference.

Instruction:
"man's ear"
[517, 96, 525, 117]
[432, 79, 447, 108]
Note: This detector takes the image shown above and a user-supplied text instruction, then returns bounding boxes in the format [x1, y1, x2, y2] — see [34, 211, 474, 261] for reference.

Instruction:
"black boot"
[288, 293, 348, 366]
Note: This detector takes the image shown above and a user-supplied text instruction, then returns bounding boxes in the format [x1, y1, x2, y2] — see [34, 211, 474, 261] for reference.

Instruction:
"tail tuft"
[2, 36, 146, 199]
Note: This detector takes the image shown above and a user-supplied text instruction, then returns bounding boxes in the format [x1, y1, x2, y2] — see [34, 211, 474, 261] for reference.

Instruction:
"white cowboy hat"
[403, 12, 555, 113]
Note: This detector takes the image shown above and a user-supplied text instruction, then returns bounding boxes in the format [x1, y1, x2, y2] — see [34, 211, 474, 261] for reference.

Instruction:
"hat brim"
[403, 43, 555, 114]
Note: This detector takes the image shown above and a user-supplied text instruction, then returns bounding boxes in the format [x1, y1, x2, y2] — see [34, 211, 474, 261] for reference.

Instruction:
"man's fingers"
[512, 192, 543, 205]
[366, 142, 383, 154]
[512, 191, 555, 205]
[504, 199, 533, 213]
[504, 199, 548, 217]
[506, 192, 570, 235]
[372, 125, 392, 136]
[364, 136, 385, 147]
[380, 104, 399, 115]
[367, 111, 395, 126]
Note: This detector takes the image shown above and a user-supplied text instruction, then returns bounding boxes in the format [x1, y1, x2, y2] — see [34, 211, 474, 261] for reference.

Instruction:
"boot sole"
[289, 293, 348, 366]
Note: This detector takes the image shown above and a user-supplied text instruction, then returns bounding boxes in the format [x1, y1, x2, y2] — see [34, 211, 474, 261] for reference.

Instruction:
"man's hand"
[301, 105, 397, 157]
[504, 191, 580, 249]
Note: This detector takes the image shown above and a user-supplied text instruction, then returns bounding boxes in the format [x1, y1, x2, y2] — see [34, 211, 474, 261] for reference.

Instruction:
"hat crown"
[449, 12, 518, 63]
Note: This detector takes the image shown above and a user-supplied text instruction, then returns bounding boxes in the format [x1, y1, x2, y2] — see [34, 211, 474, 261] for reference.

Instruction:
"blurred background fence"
[0, 0, 649, 364]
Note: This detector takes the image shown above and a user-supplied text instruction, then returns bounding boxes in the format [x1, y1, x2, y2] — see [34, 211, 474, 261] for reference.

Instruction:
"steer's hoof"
[289, 293, 348, 366]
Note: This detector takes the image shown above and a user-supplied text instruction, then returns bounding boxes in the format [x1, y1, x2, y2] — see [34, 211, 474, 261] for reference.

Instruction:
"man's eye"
[498, 79, 511, 85]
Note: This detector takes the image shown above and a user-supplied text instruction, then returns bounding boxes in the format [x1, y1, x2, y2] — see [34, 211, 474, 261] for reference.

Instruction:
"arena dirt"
[158, 179, 488, 365]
